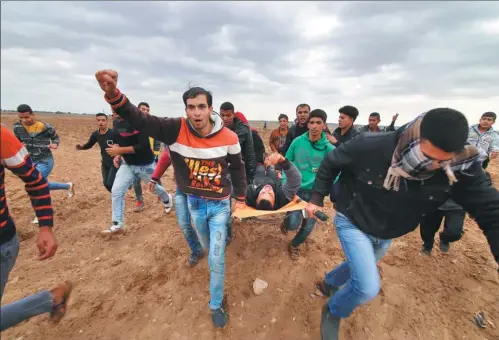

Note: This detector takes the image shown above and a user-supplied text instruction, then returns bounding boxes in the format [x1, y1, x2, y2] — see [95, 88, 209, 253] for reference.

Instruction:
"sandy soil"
[1, 113, 498, 340]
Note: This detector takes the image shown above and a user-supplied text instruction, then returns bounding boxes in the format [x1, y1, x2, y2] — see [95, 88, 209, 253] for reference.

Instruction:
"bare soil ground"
[1, 113, 498, 340]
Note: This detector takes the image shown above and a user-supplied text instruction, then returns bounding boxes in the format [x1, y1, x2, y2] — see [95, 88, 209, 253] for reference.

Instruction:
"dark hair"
[138, 102, 149, 108]
[339, 105, 359, 121]
[420, 108, 469, 153]
[256, 199, 274, 210]
[278, 114, 288, 121]
[220, 102, 235, 112]
[296, 104, 310, 113]
[96, 113, 108, 119]
[369, 112, 380, 119]
[309, 109, 327, 123]
[182, 87, 213, 107]
[482, 111, 496, 121]
[17, 104, 33, 114]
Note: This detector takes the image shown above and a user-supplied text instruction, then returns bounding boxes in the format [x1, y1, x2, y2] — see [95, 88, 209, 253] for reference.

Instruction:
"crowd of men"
[0, 69, 498, 340]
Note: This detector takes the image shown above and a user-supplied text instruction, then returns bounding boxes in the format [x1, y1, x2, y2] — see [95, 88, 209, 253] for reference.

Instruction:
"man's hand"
[113, 155, 122, 168]
[392, 113, 399, 122]
[49, 144, 58, 150]
[75, 144, 83, 151]
[266, 153, 285, 166]
[304, 202, 322, 221]
[106, 144, 121, 157]
[326, 133, 337, 145]
[233, 200, 247, 212]
[36, 227, 58, 260]
[147, 180, 156, 192]
[490, 151, 498, 160]
[95, 69, 119, 97]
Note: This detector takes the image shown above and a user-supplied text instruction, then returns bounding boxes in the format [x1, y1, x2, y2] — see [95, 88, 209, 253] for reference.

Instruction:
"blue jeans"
[112, 162, 170, 224]
[34, 158, 70, 191]
[0, 235, 53, 331]
[284, 190, 316, 246]
[174, 190, 203, 255]
[325, 213, 392, 318]
[186, 195, 231, 310]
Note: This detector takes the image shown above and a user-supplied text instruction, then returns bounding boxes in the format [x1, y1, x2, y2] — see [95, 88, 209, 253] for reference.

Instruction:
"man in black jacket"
[220, 102, 256, 183]
[304, 108, 499, 340]
[283, 103, 311, 153]
[327, 105, 360, 147]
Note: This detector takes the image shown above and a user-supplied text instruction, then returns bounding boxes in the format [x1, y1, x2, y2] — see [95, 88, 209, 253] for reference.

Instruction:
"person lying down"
[245, 153, 302, 210]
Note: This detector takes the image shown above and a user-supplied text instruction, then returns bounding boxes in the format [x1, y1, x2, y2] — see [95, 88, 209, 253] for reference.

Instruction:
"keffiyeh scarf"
[383, 113, 480, 191]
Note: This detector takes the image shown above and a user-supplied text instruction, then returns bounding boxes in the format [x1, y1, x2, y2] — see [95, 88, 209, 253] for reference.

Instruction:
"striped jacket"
[1, 126, 53, 245]
[106, 90, 247, 201]
[13, 121, 60, 162]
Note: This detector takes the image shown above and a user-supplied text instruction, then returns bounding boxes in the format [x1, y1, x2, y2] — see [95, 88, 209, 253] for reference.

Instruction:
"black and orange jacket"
[1, 126, 53, 245]
[106, 90, 247, 201]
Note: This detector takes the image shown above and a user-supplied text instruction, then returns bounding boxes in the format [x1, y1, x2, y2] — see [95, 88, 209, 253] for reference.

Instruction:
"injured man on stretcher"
[245, 153, 302, 210]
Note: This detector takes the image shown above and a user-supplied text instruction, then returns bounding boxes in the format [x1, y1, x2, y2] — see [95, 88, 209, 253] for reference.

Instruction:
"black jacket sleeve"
[81, 132, 98, 150]
[310, 136, 359, 206]
[133, 130, 154, 154]
[452, 163, 499, 267]
[385, 120, 396, 132]
[252, 130, 265, 164]
[283, 125, 295, 154]
[244, 127, 256, 182]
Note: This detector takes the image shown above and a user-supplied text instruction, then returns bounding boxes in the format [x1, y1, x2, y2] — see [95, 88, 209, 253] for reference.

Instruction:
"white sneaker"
[67, 183, 75, 198]
[101, 223, 125, 236]
[163, 193, 173, 214]
[32, 217, 39, 224]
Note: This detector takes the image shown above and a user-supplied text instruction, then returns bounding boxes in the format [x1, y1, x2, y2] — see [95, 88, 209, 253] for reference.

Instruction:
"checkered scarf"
[383, 113, 480, 191]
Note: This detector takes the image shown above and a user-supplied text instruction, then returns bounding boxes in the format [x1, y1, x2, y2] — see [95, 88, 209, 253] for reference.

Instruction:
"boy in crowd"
[76, 113, 119, 192]
[269, 114, 289, 156]
[282, 109, 336, 260]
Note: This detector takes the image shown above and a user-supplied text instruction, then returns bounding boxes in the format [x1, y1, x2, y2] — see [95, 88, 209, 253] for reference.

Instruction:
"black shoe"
[439, 241, 450, 254]
[315, 280, 339, 297]
[211, 307, 228, 328]
[320, 304, 340, 340]
[421, 244, 432, 256]
[187, 252, 204, 267]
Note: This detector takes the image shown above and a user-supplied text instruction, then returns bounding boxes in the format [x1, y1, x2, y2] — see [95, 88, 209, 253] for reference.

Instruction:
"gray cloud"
[1, 1, 498, 124]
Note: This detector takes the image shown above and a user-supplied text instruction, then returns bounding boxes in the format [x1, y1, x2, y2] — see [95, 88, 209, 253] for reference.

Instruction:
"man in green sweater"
[282, 109, 336, 260]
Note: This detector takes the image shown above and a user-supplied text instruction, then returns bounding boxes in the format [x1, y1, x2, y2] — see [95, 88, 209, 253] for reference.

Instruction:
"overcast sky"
[1, 1, 498, 125]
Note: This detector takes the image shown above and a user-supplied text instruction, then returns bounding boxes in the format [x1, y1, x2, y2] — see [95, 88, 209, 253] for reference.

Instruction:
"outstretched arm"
[76, 131, 98, 150]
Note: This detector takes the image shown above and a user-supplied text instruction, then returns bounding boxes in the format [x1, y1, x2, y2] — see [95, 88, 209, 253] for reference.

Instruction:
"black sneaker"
[187, 252, 204, 267]
[421, 244, 432, 256]
[320, 304, 340, 340]
[315, 280, 339, 297]
[439, 241, 450, 254]
[211, 307, 228, 328]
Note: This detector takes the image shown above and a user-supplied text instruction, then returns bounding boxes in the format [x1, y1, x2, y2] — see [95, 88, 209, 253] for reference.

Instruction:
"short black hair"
[182, 87, 213, 107]
[420, 108, 469, 153]
[296, 104, 311, 113]
[369, 112, 381, 119]
[17, 104, 33, 114]
[256, 199, 274, 211]
[309, 109, 327, 123]
[339, 105, 359, 121]
[278, 114, 288, 121]
[220, 102, 235, 112]
[482, 111, 496, 121]
[138, 102, 149, 108]
[96, 113, 107, 119]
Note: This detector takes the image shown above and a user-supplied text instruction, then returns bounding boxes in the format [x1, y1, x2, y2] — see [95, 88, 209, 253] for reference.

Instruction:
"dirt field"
[1, 113, 498, 340]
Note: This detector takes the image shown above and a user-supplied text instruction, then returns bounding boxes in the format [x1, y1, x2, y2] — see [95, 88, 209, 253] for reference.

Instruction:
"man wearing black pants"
[420, 199, 465, 254]
[76, 113, 118, 192]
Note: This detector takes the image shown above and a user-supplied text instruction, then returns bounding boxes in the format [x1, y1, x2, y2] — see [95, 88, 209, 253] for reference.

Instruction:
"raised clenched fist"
[95, 70, 119, 97]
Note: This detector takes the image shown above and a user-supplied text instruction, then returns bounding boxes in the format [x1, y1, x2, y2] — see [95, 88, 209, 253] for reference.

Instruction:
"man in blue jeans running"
[13, 104, 75, 223]
[305, 108, 499, 340]
[96, 69, 247, 328]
